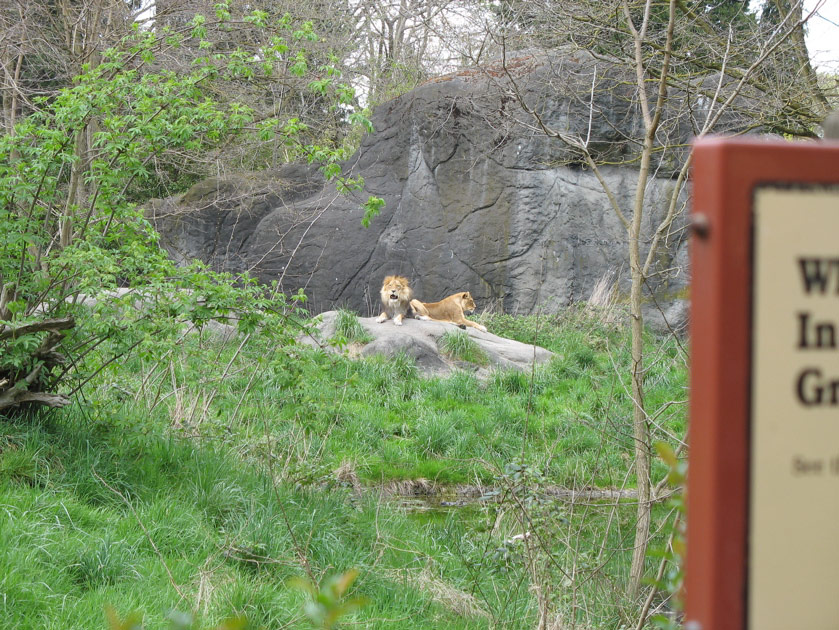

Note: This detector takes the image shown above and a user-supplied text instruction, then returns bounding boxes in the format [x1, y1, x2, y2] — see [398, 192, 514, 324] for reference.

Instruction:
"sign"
[750, 187, 839, 629]
[687, 139, 839, 630]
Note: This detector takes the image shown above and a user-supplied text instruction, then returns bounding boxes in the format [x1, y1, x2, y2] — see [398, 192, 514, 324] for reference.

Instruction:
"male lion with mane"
[375, 275, 414, 326]
[410, 292, 488, 332]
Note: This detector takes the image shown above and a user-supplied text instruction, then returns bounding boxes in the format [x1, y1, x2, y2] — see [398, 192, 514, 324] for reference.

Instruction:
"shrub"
[0, 11, 381, 416]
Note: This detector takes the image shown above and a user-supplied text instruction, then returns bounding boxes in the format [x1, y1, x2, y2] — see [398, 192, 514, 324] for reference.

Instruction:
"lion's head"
[381, 275, 412, 304]
[458, 292, 477, 314]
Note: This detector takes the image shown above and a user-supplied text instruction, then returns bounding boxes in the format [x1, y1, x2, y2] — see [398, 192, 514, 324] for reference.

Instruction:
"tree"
[476, 0, 832, 606]
[276, 0, 490, 106]
[758, 0, 831, 129]
[1, 0, 146, 134]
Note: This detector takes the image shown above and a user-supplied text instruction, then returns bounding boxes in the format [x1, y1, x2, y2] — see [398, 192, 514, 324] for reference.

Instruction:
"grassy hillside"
[0, 307, 686, 629]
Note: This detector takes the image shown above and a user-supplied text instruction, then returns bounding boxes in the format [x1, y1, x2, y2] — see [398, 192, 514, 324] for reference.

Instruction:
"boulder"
[148, 50, 712, 322]
[302, 311, 554, 378]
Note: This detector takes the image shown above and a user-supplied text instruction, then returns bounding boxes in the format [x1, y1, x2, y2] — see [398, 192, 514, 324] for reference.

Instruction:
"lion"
[375, 275, 414, 326]
[410, 291, 488, 332]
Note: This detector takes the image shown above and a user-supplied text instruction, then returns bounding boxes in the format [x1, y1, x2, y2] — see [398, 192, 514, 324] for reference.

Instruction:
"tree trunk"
[623, 0, 675, 597]
[627, 149, 651, 599]
[628, 317, 651, 600]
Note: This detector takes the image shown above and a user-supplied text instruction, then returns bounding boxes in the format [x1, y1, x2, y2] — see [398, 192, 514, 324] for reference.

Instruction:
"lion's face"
[459, 292, 477, 314]
[381, 275, 412, 304]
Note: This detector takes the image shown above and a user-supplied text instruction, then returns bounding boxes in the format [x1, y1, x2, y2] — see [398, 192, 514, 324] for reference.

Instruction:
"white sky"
[805, 0, 839, 72]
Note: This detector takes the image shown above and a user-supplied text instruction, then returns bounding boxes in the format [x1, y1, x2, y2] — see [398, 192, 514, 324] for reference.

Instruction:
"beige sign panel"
[750, 187, 839, 630]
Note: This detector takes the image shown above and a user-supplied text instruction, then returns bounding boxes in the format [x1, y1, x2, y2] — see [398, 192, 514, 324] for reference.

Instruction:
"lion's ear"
[462, 292, 469, 298]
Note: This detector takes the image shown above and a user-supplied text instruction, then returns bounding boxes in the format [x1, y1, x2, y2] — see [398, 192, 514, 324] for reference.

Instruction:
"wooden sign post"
[686, 137, 839, 630]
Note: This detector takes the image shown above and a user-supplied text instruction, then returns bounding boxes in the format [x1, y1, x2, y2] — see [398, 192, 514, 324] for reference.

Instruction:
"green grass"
[0, 414, 518, 629]
[333, 308, 374, 344]
[0, 306, 687, 629]
[438, 330, 489, 365]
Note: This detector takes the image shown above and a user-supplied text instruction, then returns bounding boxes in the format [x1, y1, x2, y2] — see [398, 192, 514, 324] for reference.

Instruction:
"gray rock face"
[303, 311, 553, 377]
[148, 50, 696, 319]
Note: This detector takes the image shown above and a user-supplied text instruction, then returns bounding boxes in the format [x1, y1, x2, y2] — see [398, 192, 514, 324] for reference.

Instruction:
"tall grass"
[0, 412, 519, 629]
[0, 306, 687, 629]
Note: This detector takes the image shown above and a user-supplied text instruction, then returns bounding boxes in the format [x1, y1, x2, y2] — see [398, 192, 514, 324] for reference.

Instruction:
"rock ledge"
[303, 311, 554, 377]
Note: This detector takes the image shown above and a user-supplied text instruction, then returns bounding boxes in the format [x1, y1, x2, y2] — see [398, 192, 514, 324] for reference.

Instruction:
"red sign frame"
[686, 136, 839, 630]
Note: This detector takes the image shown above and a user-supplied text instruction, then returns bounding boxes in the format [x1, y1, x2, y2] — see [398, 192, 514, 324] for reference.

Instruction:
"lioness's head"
[459, 292, 477, 314]
[381, 275, 412, 303]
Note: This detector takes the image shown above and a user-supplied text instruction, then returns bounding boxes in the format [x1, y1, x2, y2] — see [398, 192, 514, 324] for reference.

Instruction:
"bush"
[0, 11, 381, 416]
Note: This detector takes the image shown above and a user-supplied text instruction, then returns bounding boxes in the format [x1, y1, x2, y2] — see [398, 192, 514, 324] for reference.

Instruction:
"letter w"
[798, 258, 839, 295]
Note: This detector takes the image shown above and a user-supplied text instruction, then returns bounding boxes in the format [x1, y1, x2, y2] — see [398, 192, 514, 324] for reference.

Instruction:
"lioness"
[375, 275, 414, 326]
[410, 291, 488, 332]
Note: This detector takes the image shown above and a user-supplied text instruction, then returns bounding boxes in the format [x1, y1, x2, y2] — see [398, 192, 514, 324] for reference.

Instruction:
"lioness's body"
[410, 292, 487, 332]
[375, 275, 413, 326]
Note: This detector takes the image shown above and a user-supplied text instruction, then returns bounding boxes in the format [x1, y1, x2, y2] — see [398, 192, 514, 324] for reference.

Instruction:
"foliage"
[0, 407, 514, 629]
[106, 607, 246, 630]
[0, 308, 686, 629]
[361, 195, 386, 228]
[649, 442, 686, 629]
[478, 0, 832, 596]
[0, 9, 379, 415]
[486, 0, 828, 135]
[289, 569, 368, 629]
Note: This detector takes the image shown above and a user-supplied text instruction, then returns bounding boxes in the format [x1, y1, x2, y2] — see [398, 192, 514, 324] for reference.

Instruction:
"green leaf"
[361, 197, 385, 228]
[290, 52, 308, 77]
[214, 1, 231, 21]
[244, 9, 269, 27]
[348, 111, 374, 134]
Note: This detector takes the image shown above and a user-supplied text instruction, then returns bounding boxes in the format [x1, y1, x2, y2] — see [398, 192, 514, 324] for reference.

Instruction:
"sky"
[804, 0, 839, 72]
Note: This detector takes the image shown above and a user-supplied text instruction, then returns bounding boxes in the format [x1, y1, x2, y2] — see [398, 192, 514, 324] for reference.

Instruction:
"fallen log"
[0, 316, 75, 413]
[0, 316, 75, 341]
[0, 389, 70, 411]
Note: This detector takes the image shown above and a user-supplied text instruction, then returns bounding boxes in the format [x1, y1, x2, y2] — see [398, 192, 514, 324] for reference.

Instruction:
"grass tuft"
[334, 308, 373, 344]
[69, 536, 138, 589]
[438, 330, 489, 365]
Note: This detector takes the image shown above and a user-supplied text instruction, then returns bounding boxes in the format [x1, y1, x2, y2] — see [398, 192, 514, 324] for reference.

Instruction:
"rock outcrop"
[148, 50, 708, 323]
[302, 311, 554, 378]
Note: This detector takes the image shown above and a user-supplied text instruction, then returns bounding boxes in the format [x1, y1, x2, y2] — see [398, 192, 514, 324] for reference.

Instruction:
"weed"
[489, 369, 532, 395]
[414, 412, 458, 456]
[0, 440, 47, 487]
[571, 345, 597, 369]
[427, 370, 482, 404]
[289, 569, 368, 629]
[390, 351, 419, 381]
